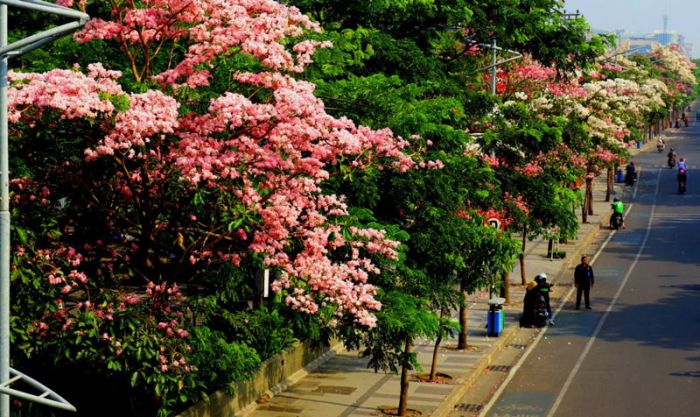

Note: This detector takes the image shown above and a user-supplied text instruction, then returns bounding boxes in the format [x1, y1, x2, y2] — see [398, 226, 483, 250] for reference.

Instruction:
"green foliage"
[217, 306, 297, 360]
[343, 291, 439, 374]
[189, 327, 261, 396]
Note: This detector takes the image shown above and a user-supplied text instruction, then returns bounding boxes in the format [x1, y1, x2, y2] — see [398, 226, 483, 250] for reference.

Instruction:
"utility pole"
[491, 37, 497, 95]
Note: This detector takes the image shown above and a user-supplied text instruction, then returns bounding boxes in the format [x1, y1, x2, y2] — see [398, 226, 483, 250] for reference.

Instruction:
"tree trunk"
[581, 189, 589, 223]
[457, 285, 468, 349]
[429, 310, 445, 381]
[586, 178, 594, 216]
[500, 270, 510, 304]
[605, 166, 612, 202]
[520, 224, 527, 285]
[547, 238, 554, 258]
[398, 338, 412, 417]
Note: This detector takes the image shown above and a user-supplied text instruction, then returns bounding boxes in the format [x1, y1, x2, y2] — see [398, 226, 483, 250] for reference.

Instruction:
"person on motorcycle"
[678, 156, 687, 171]
[534, 273, 554, 326]
[668, 148, 677, 168]
[657, 138, 665, 152]
[678, 168, 687, 194]
[610, 197, 625, 229]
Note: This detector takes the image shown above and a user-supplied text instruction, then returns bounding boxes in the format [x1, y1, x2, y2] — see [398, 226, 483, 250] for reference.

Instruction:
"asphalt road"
[484, 124, 700, 417]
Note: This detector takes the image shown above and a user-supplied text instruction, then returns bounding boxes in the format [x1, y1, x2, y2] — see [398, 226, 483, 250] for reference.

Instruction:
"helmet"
[535, 273, 547, 282]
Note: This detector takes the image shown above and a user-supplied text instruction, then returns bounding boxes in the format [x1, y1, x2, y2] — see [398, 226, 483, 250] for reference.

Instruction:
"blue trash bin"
[616, 168, 624, 183]
[487, 297, 506, 337]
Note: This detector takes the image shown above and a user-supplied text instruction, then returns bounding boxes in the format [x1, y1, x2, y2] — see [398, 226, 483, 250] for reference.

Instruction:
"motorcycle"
[679, 171, 687, 194]
[624, 171, 637, 186]
[533, 294, 548, 328]
[521, 285, 548, 328]
[668, 155, 676, 168]
[610, 212, 623, 230]
[657, 143, 665, 152]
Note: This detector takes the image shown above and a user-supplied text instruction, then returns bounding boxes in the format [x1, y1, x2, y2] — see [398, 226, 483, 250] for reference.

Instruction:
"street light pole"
[0, 5, 10, 416]
[0, 1, 89, 415]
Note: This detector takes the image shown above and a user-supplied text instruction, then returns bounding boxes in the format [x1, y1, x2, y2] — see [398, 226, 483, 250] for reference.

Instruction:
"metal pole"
[491, 37, 497, 96]
[0, 3, 10, 416]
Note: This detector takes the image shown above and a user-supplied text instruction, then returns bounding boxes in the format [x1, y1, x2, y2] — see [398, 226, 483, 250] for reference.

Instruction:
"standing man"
[574, 255, 594, 310]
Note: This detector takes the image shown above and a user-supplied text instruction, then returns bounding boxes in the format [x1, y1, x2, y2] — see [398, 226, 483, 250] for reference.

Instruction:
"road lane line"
[544, 168, 661, 417]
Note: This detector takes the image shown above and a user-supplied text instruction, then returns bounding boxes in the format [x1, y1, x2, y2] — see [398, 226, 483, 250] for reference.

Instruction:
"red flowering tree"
[8, 1, 424, 414]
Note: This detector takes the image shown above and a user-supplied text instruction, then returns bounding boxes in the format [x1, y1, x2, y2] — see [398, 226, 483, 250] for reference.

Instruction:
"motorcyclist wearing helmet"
[534, 273, 554, 325]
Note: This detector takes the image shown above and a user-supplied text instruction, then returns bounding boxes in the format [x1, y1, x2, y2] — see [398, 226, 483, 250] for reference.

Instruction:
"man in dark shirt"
[574, 255, 594, 309]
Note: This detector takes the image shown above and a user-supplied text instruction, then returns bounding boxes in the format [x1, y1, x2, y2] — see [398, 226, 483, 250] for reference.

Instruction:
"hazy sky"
[564, 0, 700, 58]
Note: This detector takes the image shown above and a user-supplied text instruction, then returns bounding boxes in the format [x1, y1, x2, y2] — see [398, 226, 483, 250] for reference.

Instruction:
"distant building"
[592, 18, 692, 58]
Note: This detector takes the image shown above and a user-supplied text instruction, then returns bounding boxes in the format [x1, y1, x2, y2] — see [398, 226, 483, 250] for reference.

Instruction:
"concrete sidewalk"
[241, 138, 664, 417]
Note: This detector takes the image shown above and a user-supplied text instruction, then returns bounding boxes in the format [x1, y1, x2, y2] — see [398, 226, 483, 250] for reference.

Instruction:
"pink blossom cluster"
[482, 154, 500, 168]
[159, 348, 192, 374]
[349, 227, 401, 261]
[42, 246, 88, 294]
[503, 192, 529, 216]
[497, 58, 558, 97]
[143, 281, 194, 373]
[73, 0, 331, 87]
[9, 177, 51, 206]
[172, 72, 414, 185]
[601, 63, 623, 72]
[546, 83, 588, 98]
[8, 64, 122, 123]
[517, 161, 544, 177]
[55, 0, 86, 9]
[514, 61, 557, 82]
[85, 90, 179, 161]
[567, 150, 589, 171]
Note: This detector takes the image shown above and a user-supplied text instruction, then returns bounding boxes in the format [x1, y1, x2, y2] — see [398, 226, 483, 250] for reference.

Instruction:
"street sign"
[487, 218, 502, 229]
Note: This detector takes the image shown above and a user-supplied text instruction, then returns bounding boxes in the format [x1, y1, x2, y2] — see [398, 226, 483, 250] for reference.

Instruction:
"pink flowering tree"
[7, 1, 425, 414]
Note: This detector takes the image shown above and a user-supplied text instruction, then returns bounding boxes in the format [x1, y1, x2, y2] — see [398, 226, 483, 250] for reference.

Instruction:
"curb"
[430, 325, 519, 417]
